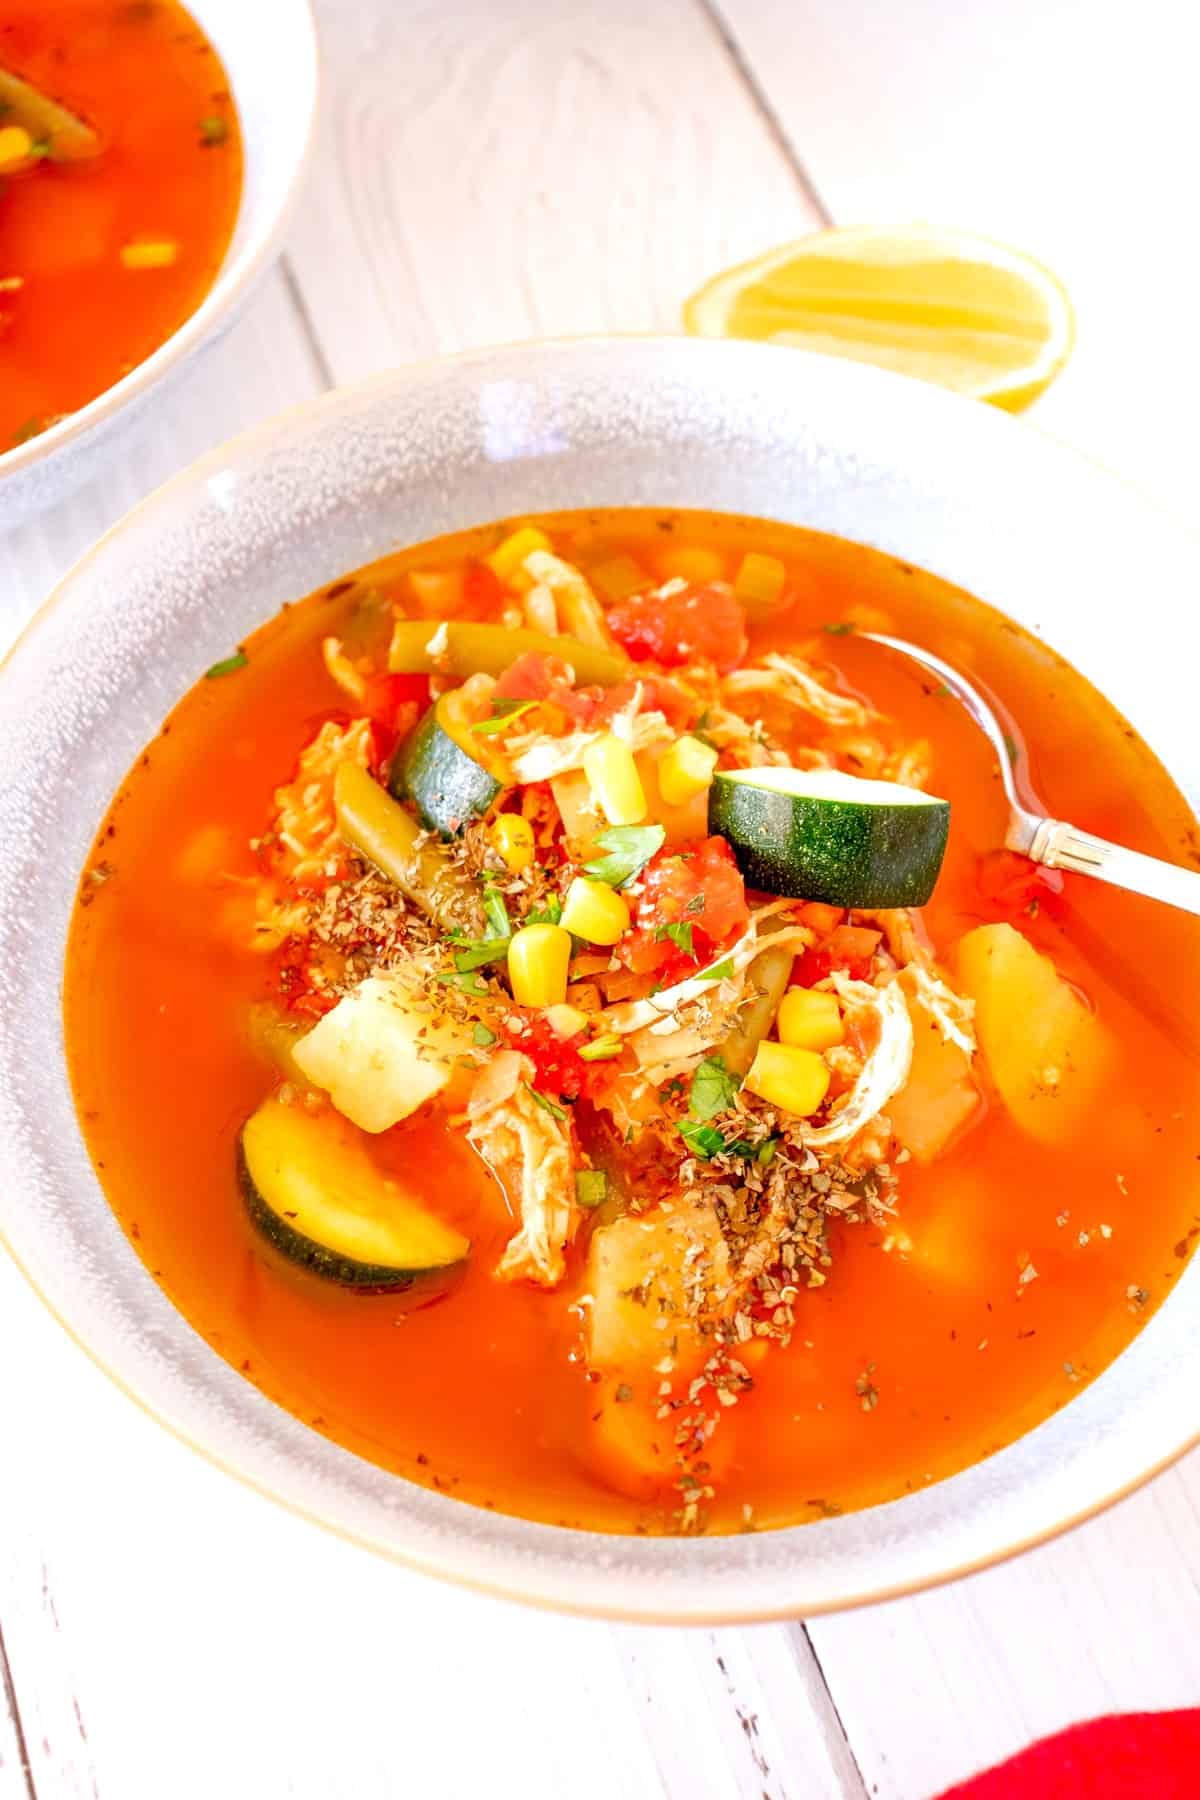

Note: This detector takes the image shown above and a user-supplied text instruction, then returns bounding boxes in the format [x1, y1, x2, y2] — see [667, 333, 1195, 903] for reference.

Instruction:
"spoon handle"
[1021, 818, 1200, 917]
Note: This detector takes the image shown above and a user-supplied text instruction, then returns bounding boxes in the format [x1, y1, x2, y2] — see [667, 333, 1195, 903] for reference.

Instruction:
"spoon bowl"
[861, 631, 1200, 918]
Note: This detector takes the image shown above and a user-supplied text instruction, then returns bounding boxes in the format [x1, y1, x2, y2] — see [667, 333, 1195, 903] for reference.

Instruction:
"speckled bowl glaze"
[0, 0, 318, 529]
[1, 338, 1198, 1622]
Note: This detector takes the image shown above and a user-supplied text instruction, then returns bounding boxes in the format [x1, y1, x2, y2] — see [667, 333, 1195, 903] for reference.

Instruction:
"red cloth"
[940, 1711, 1200, 1798]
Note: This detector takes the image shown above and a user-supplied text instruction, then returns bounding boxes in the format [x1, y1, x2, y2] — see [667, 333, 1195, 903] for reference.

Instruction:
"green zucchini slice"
[709, 766, 950, 907]
[239, 1097, 469, 1291]
[390, 692, 505, 836]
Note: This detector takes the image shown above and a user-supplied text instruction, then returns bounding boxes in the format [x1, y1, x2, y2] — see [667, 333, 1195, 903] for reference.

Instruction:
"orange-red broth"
[64, 511, 1200, 1534]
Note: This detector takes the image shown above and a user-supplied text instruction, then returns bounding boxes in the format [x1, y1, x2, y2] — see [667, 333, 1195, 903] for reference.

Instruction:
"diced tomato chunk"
[796, 901, 845, 935]
[828, 924, 882, 964]
[976, 849, 1065, 920]
[461, 560, 506, 618]
[621, 836, 749, 975]
[494, 653, 601, 726]
[607, 583, 748, 674]
[494, 651, 568, 701]
[593, 675, 696, 731]
[361, 673, 427, 766]
[502, 1011, 590, 1102]
[791, 923, 882, 987]
[363, 671, 429, 727]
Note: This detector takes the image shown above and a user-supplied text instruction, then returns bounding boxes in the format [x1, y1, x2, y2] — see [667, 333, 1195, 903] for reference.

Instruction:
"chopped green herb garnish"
[198, 114, 229, 146]
[11, 417, 45, 446]
[678, 1119, 755, 1160]
[756, 1137, 779, 1167]
[697, 958, 734, 983]
[690, 707, 717, 749]
[525, 1083, 567, 1120]
[575, 1169, 608, 1208]
[471, 697, 538, 737]
[454, 937, 511, 972]
[578, 1034, 622, 1062]
[684, 893, 707, 916]
[526, 895, 563, 926]
[205, 650, 248, 679]
[676, 1119, 727, 1159]
[655, 920, 695, 957]
[481, 882, 511, 940]
[822, 620, 856, 636]
[584, 823, 666, 889]
[688, 1054, 740, 1122]
[1002, 732, 1019, 764]
[436, 969, 490, 995]
[472, 1022, 497, 1047]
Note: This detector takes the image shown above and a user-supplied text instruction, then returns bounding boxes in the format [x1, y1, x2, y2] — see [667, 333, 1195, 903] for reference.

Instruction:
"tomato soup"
[0, 0, 243, 451]
[63, 511, 1200, 1535]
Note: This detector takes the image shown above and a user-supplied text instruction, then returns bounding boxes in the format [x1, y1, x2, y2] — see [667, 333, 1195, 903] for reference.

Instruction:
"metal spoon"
[860, 631, 1200, 918]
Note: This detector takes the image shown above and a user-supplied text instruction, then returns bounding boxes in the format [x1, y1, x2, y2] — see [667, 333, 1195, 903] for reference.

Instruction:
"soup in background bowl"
[0, 0, 316, 526]
[1, 0, 244, 453]
[1, 339, 1198, 1619]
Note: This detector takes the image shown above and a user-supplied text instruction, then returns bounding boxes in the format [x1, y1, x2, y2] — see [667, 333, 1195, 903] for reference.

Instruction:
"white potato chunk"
[954, 922, 1112, 1145]
[293, 975, 469, 1134]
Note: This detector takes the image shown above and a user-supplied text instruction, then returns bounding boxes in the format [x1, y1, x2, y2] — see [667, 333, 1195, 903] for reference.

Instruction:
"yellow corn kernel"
[0, 125, 34, 173]
[734, 552, 787, 612]
[656, 544, 726, 585]
[486, 526, 552, 586]
[777, 988, 844, 1052]
[120, 239, 180, 270]
[544, 1003, 589, 1039]
[560, 876, 631, 946]
[582, 733, 647, 826]
[658, 734, 719, 806]
[490, 812, 535, 873]
[508, 923, 571, 1008]
[745, 1042, 831, 1117]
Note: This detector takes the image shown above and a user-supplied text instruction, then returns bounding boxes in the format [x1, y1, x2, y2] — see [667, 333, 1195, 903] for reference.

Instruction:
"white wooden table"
[2, 5, 1197, 1795]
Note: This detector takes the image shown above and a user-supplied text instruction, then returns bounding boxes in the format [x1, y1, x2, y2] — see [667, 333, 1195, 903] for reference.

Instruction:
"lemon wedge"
[682, 225, 1074, 412]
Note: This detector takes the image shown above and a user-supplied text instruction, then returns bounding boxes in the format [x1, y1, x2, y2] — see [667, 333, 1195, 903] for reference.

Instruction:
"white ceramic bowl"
[0, 0, 318, 529]
[1, 338, 1198, 1622]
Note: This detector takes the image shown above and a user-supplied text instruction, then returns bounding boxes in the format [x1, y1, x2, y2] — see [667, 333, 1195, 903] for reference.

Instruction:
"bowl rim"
[0, 0, 320, 480]
[3, 334, 1199, 1623]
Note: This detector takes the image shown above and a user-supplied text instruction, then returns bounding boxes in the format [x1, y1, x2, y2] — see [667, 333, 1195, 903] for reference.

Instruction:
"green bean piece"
[388, 619, 628, 687]
[720, 943, 796, 1076]
[333, 761, 465, 930]
[0, 68, 101, 163]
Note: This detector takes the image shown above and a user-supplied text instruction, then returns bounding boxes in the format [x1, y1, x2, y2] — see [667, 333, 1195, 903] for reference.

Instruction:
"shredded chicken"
[466, 1050, 578, 1287]
[800, 975, 913, 1148]
[603, 902, 813, 1036]
[627, 1020, 732, 1084]
[508, 684, 673, 782]
[856, 907, 927, 967]
[321, 636, 368, 703]
[885, 737, 933, 790]
[903, 962, 977, 1058]
[858, 910, 976, 1057]
[270, 717, 373, 879]
[722, 652, 875, 730]
[521, 550, 614, 651]
[522, 583, 558, 634]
